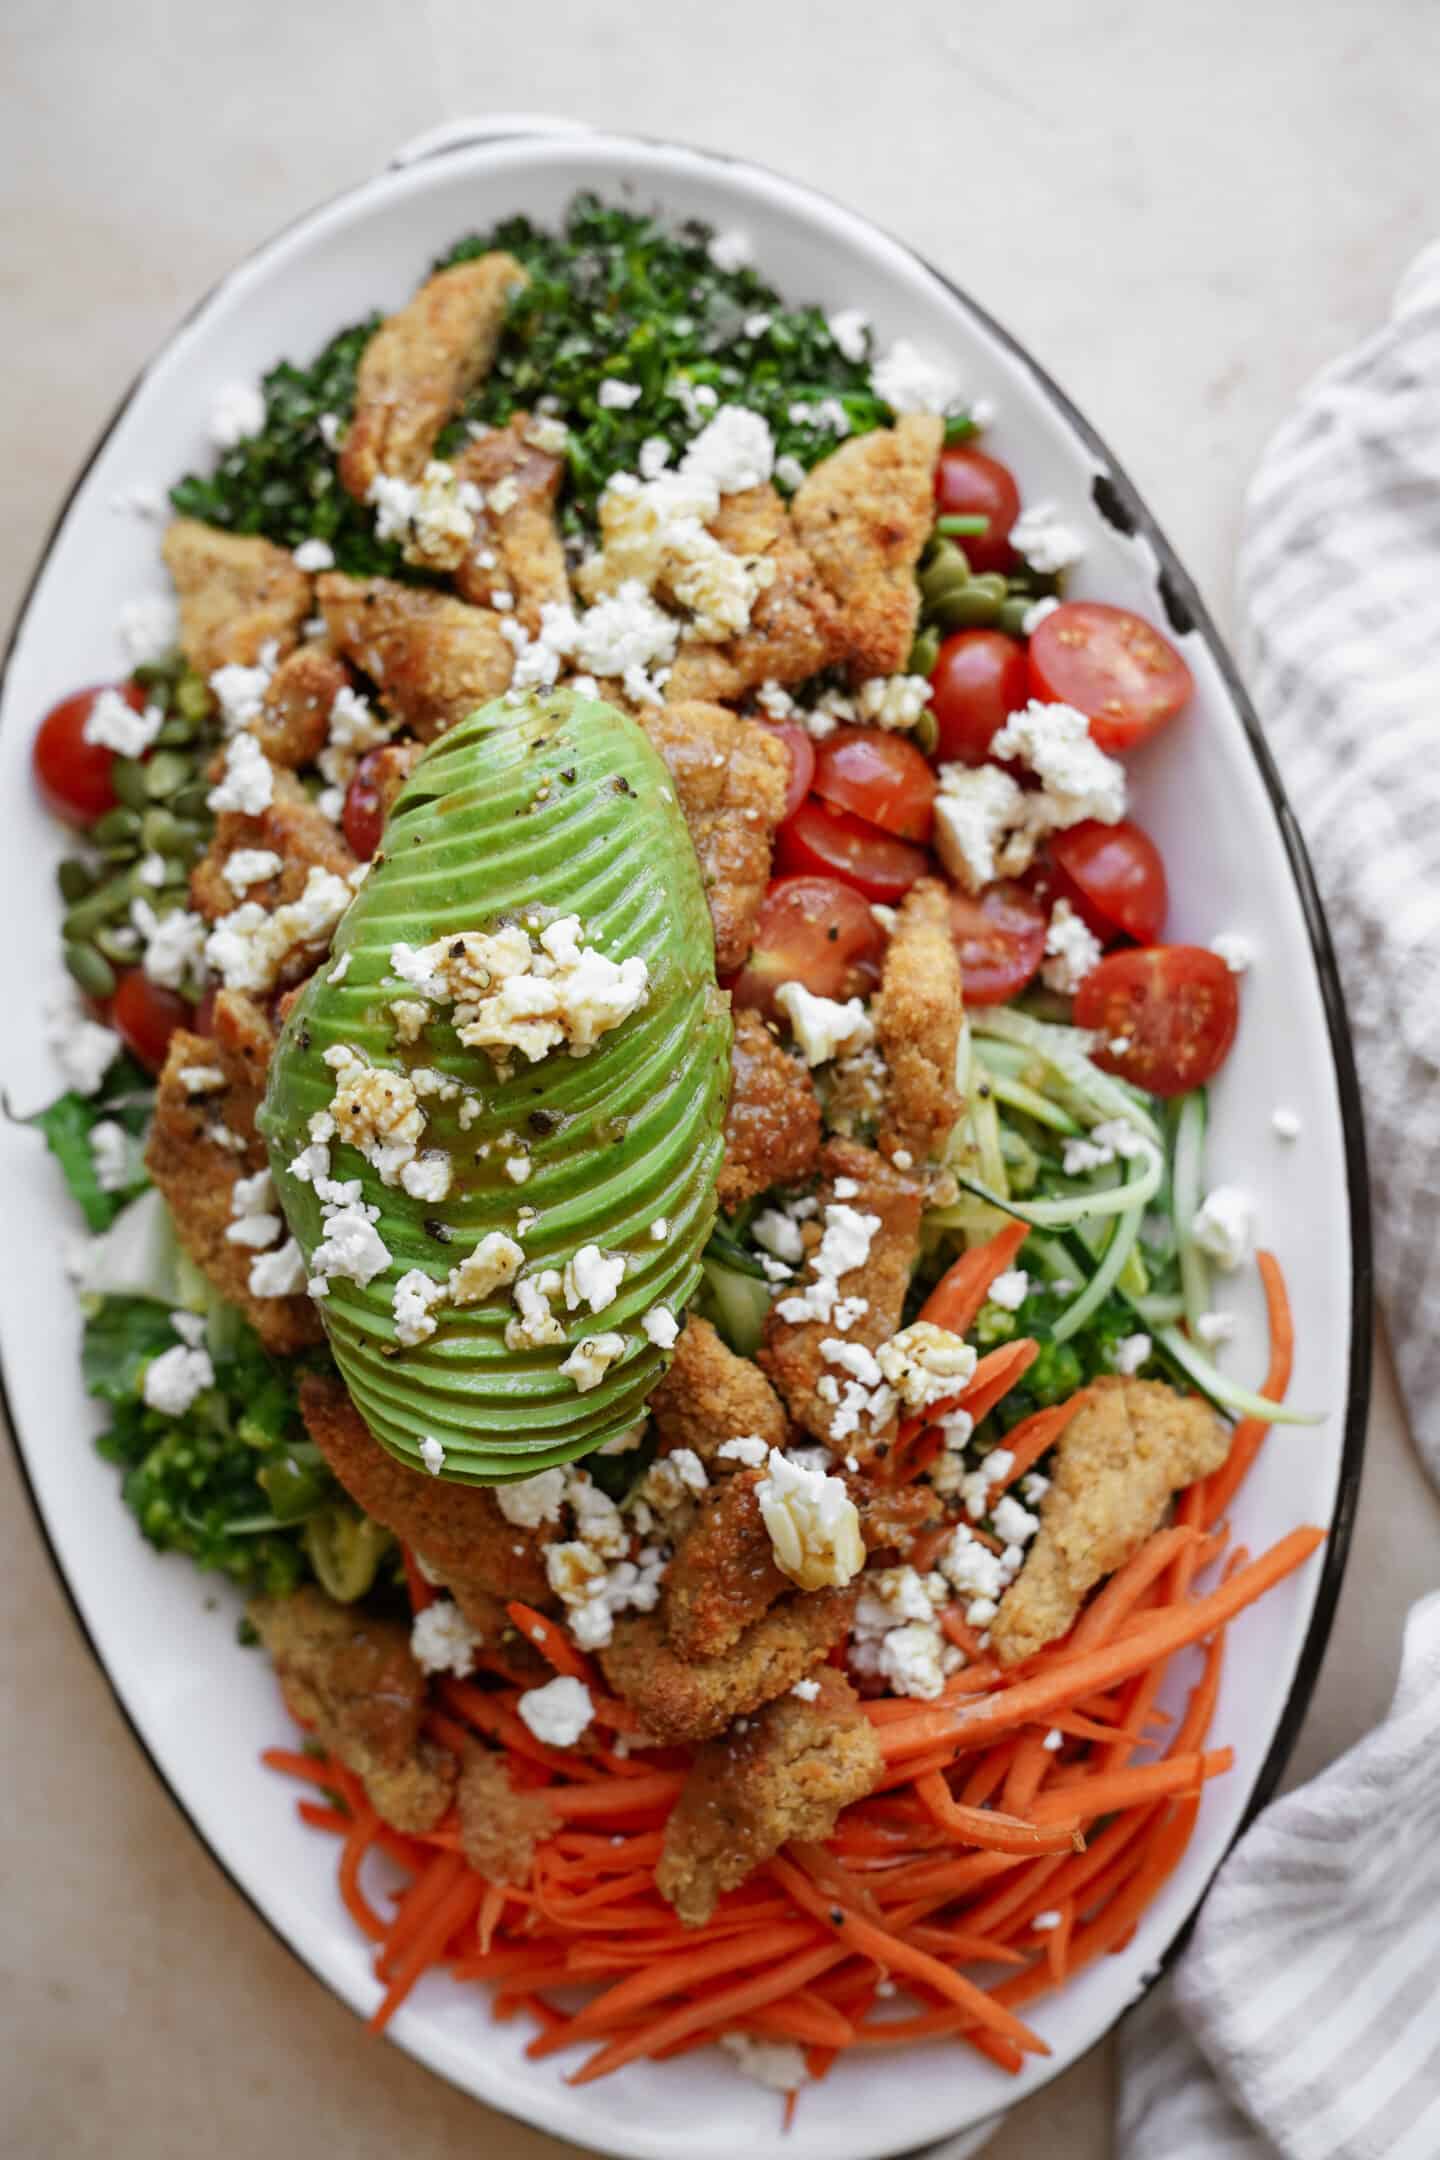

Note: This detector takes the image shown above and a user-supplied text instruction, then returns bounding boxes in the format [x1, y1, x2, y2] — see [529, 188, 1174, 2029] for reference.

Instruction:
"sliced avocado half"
[258, 688, 729, 1482]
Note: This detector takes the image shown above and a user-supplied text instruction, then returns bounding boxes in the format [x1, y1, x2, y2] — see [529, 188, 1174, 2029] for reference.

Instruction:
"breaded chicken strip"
[339, 253, 527, 499]
[598, 1589, 856, 1745]
[665, 486, 845, 702]
[249, 646, 350, 770]
[190, 765, 357, 927]
[873, 877, 963, 1165]
[649, 1315, 790, 1467]
[298, 1372, 557, 1622]
[717, 1008, 822, 1213]
[662, 1470, 789, 1660]
[991, 1378, 1231, 1668]
[759, 1139, 923, 1455]
[162, 520, 312, 675]
[791, 416, 943, 679]
[639, 701, 789, 972]
[456, 1742, 553, 1884]
[452, 415, 570, 634]
[656, 1668, 881, 1926]
[317, 572, 514, 740]
[250, 1586, 455, 1832]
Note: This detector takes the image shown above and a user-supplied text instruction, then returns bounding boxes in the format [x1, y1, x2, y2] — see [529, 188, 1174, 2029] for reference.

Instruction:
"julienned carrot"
[917, 1221, 1031, 1334]
[506, 1602, 593, 1683]
[371, 1867, 486, 2033]
[1028, 1748, 1232, 1823]
[402, 1545, 436, 1614]
[532, 1923, 817, 2049]
[569, 1943, 849, 2083]
[1071, 1527, 1200, 1650]
[1199, 1251, 1295, 1527]
[896, 1338, 1042, 1462]
[542, 1773, 684, 1820]
[914, 1772, 1081, 1855]
[989, 1398, 1087, 1494]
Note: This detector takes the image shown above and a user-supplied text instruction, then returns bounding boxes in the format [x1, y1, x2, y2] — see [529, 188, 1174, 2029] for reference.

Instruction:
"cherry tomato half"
[731, 876, 885, 1016]
[928, 630, 1029, 766]
[1028, 602, 1193, 756]
[33, 682, 146, 824]
[1048, 819, 1169, 947]
[934, 448, 1021, 574]
[342, 747, 390, 860]
[775, 797, 931, 904]
[1074, 946, 1238, 1097]
[759, 721, 816, 824]
[949, 881, 1047, 1006]
[811, 727, 937, 843]
[112, 969, 190, 1075]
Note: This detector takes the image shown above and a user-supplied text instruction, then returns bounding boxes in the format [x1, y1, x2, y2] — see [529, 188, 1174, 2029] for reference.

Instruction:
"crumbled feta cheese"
[559, 1332, 627, 1394]
[389, 915, 648, 1070]
[775, 1200, 881, 1329]
[506, 1269, 565, 1350]
[1192, 1186, 1256, 1272]
[598, 376, 642, 410]
[207, 732, 275, 815]
[1009, 502, 1086, 575]
[82, 686, 163, 757]
[775, 981, 874, 1066]
[992, 1493, 1041, 1546]
[642, 1306, 679, 1349]
[875, 1322, 978, 1410]
[1272, 1105, 1302, 1141]
[143, 1342, 214, 1415]
[938, 1521, 1021, 1602]
[496, 1468, 569, 1527]
[448, 1232, 525, 1305]
[400, 1152, 452, 1204]
[418, 1435, 445, 1476]
[680, 404, 774, 494]
[642, 1448, 709, 1513]
[325, 1044, 426, 1186]
[1194, 1310, 1235, 1348]
[129, 900, 207, 993]
[956, 1451, 1018, 1529]
[752, 1208, 805, 1264]
[707, 228, 752, 272]
[791, 1675, 821, 1702]
[1022, 595, 1062, 637]
[719, 2032, 807, 2093]
[773, 452, 807, 492]
[1042, 1727, 1064, 1752]
[850, 1565, 950, 1697]
[88, 1120, 132, 1194]
[410, 1599, 483, 1676]
[991, 700, 1127, 828]
[367, 459, 480, 571]
[46, 995, 121, 1096]
[291, 536, 334, 571]
[248, 1239, 306, 1297]
[208, 645, 276, 733]
[871, 337, 961, 414]
[987, 1270, 1030, 1313]
[932, 762, 1028, 891]
[717, 1434, 770, 1467]
[826, 307, 870, 363]
[392, 1268, 447, 1347]
[118, 594, 179, 665]
[855, 673, 932, 731]
[1032, 1909, 1063, 1933]
[563, 1244, 627, 1317]
[205, 865, 352, 993]
[1113, 1332, 1152, 1376]
[1063, 1134, 1116, 1176]
[1210, 931, 1256, 975]
[222, 847, 283, 893]
[517, 1675, 593, 1748]
[1042, 899, 1104, 994]
[209, 379, 265, 447]
[225, 1209, 282, 1250]
[317, 683, 392, 796]
[309, 1203, 391, 1288]
[756, 1448, 865, 1591]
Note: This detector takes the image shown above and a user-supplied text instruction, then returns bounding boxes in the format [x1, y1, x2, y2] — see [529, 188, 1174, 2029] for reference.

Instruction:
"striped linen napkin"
[1113, 241, 1440, 2156]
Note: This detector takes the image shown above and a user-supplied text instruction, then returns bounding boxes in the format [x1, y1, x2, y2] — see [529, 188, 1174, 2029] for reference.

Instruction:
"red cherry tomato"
[949, 881, 1047, 1006]
[759, 722, 816, 824]
[934, 448, 1021, 574]
[112, 970, 190, 1075]
[1028, 602, 1193, 755]
[1048, 820, 1168, 947]
[811, 727, 938, 843]
[731, 876, 885, 1016]
[928, 631, 1029, 765]
[775, 797, 931, 904]
[341, 748, 390, 860]
[32, 682, 147, 824]
[1074, 946, 1239, 1097]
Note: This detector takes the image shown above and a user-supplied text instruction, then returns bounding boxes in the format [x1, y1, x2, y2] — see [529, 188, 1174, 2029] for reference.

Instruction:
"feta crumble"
[207, 732, 275, 815]
[774, 981, 874, 1066]
[419, 1435, 446, 1476]
[389, 915, 648, 1070]
[82, 686, 163, 757]
[410, 1599, 483, 1676]
[517, 1675, 594, 1748]
[1008, 501, 1086, 575]
[756, 1448, 865, 1592]
[1113, 1332, 1153, 1376]
[1192, 1186, 1256, 1272]
[209, 379, 265, 447]
[1210, 932, 1256, 974]
[871, 338, 961, 414]
[1041, 899, 1104, 994]
[143, 1342, 215, 1415]
[559, 1333, 627, 1393]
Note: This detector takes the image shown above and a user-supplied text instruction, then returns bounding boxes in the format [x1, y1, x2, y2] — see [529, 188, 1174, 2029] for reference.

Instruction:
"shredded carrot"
[1198, 1251, 1295, 1527]
[505, 1601, 594, 1683]
[917, 1221, 1031, 1334]
[892, 1338, 1041, 1482]
[989, 1397, 1087, 1493]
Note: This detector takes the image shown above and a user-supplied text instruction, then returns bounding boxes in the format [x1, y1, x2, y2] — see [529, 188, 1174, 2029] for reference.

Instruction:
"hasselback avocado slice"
[258, 688, 730, 1482]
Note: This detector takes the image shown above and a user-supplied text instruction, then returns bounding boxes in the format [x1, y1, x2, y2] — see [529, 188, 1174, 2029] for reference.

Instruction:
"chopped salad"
[27, 194, 1322, 2107]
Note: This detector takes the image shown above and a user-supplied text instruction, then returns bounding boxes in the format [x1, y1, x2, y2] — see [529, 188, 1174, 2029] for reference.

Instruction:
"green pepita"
[63, 942, 117, 1000]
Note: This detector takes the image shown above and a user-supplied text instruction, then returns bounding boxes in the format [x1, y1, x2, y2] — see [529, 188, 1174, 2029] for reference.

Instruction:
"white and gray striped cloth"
[1114, 242, 1440, 2156]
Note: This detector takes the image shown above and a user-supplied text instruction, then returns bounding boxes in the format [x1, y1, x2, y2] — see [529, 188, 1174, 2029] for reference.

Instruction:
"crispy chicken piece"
[598, 1589, 856, 1746]
[339, 253, 527, 499]
[662, 1470, 789, 1660]
[759, 1139, 924, 1455]
[452, 415, 570, 633]
[456, 1741, 553, 1884]
[991, 1378, 1231, 1668]
[162, 519, 312, 676]
[873, 877, 963, 1165]
[791, 416, 943, 679]
[317, 572, 514, 740]
[249, 646, 350, 769]
[191, 765, 357, 926]
[717, 1008, 822, 1212]
[656, 1668, 881, 1926]
[145, 1010, 322, 1354]
[639, 701, 788, 972]
[856, 1480, 943, 1560]
[251, 1587, 454, 1832]
[649, 1314, 790, 1467]
[665, 486, 845, 702]
[298, 1372, 556, 1623]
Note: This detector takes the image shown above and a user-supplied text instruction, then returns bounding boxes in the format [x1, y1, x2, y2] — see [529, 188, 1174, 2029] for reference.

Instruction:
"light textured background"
[3, 3, 1438, 2155]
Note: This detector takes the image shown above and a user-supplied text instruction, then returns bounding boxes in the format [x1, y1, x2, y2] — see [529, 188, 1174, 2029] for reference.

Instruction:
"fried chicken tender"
[662, 1470, 789, 1660]
[991, 1378, 1232, 1668]
[656, 1668, 881, 1926]
[598, 1589, 856, 1745]
[190, 765, 357, 926]
[452, 415, 570, 633]
[791, 416, 943, 679]
[717, 1008, 822, 1213]
[145, 1005, 322, 1354]
[297, 1373, 555, 1623]
[649, 1314, 790, 1467]
[664, 486, 845, 702]
[249, 646, 351, 769]
[639, 701, 788, 972]
[456, 1741, 553, 1884]
[873, 877, 963, 1165]
[759, 1139, 923, 1454]
[317, 572, 514, 740]
[339, 253, 527, 499]
[162, 519, 312, 675]
[250, 1586, 455, 1833]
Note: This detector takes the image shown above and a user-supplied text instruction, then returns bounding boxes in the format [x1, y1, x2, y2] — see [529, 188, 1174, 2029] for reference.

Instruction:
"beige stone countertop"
[4, 3, 1439, 2155]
